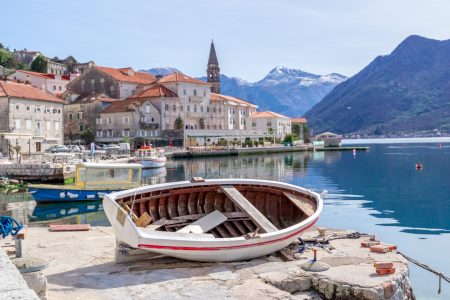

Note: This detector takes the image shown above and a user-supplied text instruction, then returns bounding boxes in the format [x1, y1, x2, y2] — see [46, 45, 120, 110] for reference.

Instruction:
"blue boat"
[28, 163, 142, 203]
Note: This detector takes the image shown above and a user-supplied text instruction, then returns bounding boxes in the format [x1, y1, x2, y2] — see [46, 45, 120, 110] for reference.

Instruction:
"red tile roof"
[100, 97, 156, 114]
[0, 81, 64, 103]
[15, 70, 70, 81]
[158, 72, 208, 85]
[129, 84, 178, 98]
[211, 93, 257, 108]
[291, 117, 307, 123]
[94, 66, 156, 84]
[249, 111, 290, 119]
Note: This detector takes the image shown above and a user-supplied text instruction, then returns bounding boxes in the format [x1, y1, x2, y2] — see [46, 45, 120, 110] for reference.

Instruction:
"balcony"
[139, 122, 159, 130]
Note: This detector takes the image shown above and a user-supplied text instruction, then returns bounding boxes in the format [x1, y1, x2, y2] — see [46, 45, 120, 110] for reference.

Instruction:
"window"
[55, 121, 60, 131]
[122, 129, 130, 137]
[96, 130, 102, 138]
[15, 105, 19, 110]
[165, 104, 169, 110]
[53, 85, 56, 91]
[36, 107, 41, 112]
[122, 117, 129, 124]
[213, 107, 216, 113]
[107, 117, 112, 124]
[200, 106, 203, 112]
[108, 130, 113, 137]
[46, 121, 51, 130]
[26, 120, 31, 130]
[59, 86, 62, 91]
[207, 107, 210, 113]
[187, 105, 190, 112]
[78, 112, 83, 119]
[140, 130, 145, 137]
[90, 79, 95, 88]
[79, 124, 84, 132]
[146, 104, 150, 113]
[68, 113, 73, 120]
[267, 121, 272, 127]
[96, 117, 102, 125]
[194, 105, 197, 112]
[180, 105, 184, 111]
[110, 85, 114, 92]
[173, 104, 176, 112]
[100, 78, 105, 88]
[218, 107, 221, 113]
[15, 119, 21, 129]
[203, 91, 206, 96]
[193, 89, 197, 96]
[47, 108, 51, 113]
[151, 117, 155, 122]
[183, 89, 186, 95]
[36, 121, 41, 134]
[26, 106, 30, 111]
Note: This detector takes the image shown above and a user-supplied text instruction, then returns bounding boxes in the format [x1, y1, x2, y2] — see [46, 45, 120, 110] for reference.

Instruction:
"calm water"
[2, 139, 450, 299]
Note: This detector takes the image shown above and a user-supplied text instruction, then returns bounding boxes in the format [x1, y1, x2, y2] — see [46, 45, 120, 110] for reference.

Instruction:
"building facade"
[290, 117, 307, 141]
[247, 111, 291, 138]
[8, 70, 71, 94]
[64, 93, 117, 143]
[0, 81, 64, 155]
[67, 66, 156, 100]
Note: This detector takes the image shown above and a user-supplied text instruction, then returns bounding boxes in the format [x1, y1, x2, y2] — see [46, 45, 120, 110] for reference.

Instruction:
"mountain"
[141, 67, 181, 76]
[202, 67, 347, 116]
[305, 35, 450, 135]
[141, 66, 346, 116]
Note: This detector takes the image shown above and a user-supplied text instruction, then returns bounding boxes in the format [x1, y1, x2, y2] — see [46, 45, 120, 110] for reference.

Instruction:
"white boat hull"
[103, 179, 323, 262]
[134, 157, 166, 168]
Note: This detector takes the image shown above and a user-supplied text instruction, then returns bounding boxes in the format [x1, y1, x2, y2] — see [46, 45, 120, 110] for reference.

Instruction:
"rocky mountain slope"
[305, 35, 450, 135]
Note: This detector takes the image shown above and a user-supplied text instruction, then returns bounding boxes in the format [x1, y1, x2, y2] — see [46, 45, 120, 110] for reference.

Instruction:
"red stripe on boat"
[138, 218, 318, 251]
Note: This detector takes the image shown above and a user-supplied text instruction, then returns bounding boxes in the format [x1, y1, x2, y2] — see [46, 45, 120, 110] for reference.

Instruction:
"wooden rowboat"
[103, 178, 324, 262]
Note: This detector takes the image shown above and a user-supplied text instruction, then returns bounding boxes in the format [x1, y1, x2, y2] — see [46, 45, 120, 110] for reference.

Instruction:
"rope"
[397, 251, 450, 294]
[0, 216, 23, 238]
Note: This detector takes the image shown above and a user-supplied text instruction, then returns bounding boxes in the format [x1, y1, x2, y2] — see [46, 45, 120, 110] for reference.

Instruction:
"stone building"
[51, 56, 95, 74]
[207, 41, 220, 93]
[247, 111, 291, 138]
[46, 59, 67, 75]
[64, 93, 118, 143]
[67, 66, 156, 100]
[96, 85, 166, 145]
[13, 49, 42, 65]
[0, 81, 64, 155]
[8, 70, 71, 95]
[211, 93, 257, 130]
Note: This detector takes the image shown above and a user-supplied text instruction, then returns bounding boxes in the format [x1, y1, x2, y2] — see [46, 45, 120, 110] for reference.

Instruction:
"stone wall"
[68, 68, 119, 98]
[0, 163, 75, 182]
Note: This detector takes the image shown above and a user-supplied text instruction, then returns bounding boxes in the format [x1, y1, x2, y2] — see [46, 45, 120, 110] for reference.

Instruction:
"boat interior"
[116, 180, 318, 239]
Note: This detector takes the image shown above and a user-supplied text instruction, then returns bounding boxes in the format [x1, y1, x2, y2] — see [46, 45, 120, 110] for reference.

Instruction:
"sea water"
[2, 138, 449, 299]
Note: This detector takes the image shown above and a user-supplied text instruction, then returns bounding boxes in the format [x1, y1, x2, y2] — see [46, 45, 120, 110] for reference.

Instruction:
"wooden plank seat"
[282, 192, 315, 217]
[177, 210, 227, 234]
[219, 185, 278, 233]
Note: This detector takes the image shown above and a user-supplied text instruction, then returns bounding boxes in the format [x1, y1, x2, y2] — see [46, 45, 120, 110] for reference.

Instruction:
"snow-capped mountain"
[140, 67, 181, 76]
[142, 66, 347, 117]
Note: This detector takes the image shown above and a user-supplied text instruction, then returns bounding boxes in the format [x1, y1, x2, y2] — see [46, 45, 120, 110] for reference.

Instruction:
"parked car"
[67, 145, 82, 152]
[105, 144, 120, 150]
[46, 145, 68, 153]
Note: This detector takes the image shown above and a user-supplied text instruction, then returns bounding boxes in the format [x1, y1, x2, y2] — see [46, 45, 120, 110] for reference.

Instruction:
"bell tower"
[207, 40, 220, 94]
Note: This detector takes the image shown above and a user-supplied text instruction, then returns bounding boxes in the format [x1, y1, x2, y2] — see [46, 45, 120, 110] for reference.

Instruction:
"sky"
[1, 0, 450, 81]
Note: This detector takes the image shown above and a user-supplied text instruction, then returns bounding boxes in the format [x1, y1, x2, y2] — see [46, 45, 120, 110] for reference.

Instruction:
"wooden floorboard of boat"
[187, 192, 198, 215]
[177, 194, 189, 216]
[197, 192, 206, 214]
[220, 186, 278, 233]
[168, 194, 178, 219]
[204, 191, 215, 213]
[282, 192, 315, 217]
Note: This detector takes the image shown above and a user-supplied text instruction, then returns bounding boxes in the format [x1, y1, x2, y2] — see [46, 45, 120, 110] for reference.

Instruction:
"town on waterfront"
[1, 1, 450, 300]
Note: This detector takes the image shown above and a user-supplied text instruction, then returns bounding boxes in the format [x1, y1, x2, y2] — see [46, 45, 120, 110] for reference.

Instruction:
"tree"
[81, 128, 95, 145]
[174, 117, 184, 130]
[0, 48, 13, 68]
[30, 55, 48, 73]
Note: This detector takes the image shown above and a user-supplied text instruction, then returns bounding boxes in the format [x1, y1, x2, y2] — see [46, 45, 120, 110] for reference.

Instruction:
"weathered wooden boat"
[103, 178, 324, 262]
[28, 163, 142, 203]
[133, 147, 167, 169]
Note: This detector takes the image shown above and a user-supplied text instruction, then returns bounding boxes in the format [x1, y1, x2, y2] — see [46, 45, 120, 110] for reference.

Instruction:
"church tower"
[207, 40, 220, 94]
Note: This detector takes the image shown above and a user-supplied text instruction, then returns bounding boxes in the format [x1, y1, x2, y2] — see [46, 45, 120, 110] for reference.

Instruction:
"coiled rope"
[0, 216, 23, 238]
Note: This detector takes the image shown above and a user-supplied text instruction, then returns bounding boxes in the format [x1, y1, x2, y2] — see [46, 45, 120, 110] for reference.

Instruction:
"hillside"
[305, 35, 450, 135]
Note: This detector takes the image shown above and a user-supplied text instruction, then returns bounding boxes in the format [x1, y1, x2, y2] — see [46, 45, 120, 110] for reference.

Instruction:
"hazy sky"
[1, 0, 450, 81]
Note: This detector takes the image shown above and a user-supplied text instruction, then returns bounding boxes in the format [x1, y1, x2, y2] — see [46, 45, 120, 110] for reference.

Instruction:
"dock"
[170, 145, 369, 158]
[0, 226, 413, 299]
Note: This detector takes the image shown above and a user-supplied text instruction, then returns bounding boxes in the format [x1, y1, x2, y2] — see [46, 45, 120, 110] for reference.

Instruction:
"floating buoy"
[416, 162, 423, 170]
[353, 149, 356, 155]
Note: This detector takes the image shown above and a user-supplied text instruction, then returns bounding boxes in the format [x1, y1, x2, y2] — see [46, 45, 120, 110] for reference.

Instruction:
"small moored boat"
[28, 163, 142, 203]
[133, 146, 167, 169]
[103, 178, 324, 262]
